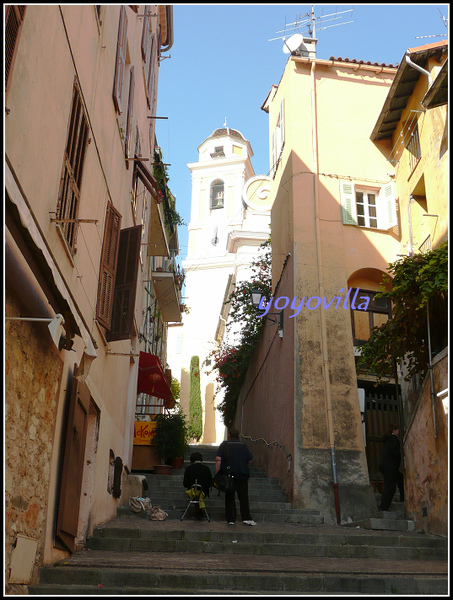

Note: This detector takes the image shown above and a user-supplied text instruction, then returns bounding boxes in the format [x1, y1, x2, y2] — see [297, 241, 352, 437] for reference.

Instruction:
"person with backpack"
[215, 428, 256, 526]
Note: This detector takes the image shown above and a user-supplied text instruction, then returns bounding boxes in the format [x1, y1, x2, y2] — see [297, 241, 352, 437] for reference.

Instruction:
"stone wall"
[403, 348, 448, 537]
[4, 290, 63, 589]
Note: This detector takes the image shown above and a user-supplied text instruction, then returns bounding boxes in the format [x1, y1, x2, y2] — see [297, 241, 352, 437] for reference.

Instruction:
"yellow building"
[371, 40, 448, 536]
[5, 5, 178, 590]
[235, 38, 448, 528]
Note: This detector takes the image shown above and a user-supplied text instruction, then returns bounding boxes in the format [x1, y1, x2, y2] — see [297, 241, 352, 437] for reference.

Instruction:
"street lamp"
[250, 288, 283, 338]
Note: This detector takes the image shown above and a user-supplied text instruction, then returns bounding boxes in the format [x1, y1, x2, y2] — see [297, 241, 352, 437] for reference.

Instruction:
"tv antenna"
[269, 4, 354, 47]
[415, 8, 448, 39]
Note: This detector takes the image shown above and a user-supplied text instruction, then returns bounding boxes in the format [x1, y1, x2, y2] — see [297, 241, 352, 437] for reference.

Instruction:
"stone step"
[29, 556, 448, 595]
[86, 526, 447, 561]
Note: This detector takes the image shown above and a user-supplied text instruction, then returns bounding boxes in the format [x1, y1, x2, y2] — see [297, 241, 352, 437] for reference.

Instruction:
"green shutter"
[340, 181, 357, 225]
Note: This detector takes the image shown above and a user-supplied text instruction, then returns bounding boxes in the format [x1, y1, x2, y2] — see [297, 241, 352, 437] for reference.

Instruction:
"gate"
[362, 385, 399, 483]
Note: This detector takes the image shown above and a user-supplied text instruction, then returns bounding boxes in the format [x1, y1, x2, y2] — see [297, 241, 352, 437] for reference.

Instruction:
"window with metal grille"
[210, 179, 224, 209]
[406, 121, 421, 173]
[5, 5, 26, 97]
[56, 82, 89, 254]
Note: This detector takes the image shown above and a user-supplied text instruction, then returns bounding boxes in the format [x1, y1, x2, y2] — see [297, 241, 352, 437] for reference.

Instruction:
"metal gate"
[362, 385, 399, 482]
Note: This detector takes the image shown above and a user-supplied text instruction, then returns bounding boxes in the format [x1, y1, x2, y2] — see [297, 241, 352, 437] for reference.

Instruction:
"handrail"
[240, 434, 292, 472]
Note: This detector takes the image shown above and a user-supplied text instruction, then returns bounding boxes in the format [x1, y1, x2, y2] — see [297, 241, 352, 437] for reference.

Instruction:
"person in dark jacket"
[183, 452, 213, 496]
[215, 428, 256, 526]
[378, 424, 404, 510]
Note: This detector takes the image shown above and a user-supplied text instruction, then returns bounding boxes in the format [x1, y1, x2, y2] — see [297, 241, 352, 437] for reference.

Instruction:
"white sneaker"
[228, 522, 235, 525]
[243, 520, 257, 526]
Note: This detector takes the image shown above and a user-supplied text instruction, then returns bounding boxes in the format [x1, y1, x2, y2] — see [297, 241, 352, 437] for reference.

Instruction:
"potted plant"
[153, 408, 188, 472]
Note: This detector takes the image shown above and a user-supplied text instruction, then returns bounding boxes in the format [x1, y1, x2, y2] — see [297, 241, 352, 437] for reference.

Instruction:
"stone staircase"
[28, 445, 448, 595]
[127, 444, 323, 524]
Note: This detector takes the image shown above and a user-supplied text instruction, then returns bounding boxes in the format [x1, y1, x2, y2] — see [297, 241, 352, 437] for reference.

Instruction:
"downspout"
[310, 60, 341, 524]
[405, 52, 433, 87]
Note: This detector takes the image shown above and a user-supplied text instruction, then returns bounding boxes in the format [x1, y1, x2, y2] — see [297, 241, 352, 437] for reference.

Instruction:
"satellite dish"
[283, 33, 304, 54]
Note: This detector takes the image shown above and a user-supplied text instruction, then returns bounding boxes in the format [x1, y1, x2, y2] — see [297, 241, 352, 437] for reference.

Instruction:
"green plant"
[153, 408, 188, 464]
[188, 355, 203, 440]
[357, 242, 448, 382]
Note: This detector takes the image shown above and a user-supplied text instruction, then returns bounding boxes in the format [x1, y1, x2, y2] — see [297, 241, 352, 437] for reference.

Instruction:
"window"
[340, 181, 397, 231]
[113, 6, 128, 114]
[125, 66, 135, 165]
[271, 98, 285, 176]
[406, 120, 421, 173]
[351, 290, 391, 345]
[210, 146, 225, 158]
[210, 179, 224, 209]
[356, 190, 377, 228]
[97, 203, 122, 329]
[107, 225, 142, 341]
[5, 5, 26, 98]
[56, 81, 90, 254]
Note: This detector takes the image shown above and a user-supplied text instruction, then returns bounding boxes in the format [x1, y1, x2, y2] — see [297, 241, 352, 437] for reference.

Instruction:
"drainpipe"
[405, 52, 433, 87]
[426, 300, 437, 438]
[310, 59, 341, 524]
[407, 196, 414, 256]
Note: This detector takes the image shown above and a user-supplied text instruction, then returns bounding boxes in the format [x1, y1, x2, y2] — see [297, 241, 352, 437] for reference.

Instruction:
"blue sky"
[155, 4, 449, 263]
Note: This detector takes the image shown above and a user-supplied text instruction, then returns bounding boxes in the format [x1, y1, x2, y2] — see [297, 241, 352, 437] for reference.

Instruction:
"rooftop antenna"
[415, 8, 448, 39]
[269, 5, 354, 55]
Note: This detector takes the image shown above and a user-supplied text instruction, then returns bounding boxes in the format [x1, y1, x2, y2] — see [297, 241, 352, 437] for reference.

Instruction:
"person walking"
[215, 428, 256, 526]
[378, 424, 404, 511]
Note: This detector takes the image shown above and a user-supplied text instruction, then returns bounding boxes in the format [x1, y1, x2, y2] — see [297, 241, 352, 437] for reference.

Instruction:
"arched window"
[210, 179, 224, 209]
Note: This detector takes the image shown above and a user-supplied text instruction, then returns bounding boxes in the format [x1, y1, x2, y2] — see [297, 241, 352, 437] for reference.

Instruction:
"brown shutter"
[113, 6, 128, 114]
[141, 6, 150, 62]
[108, 225, 142, 341]
[56, 366, 90, 553]
[146, 33, 155, 110]
[97, 203, 122, 328]
[5, 5, 26, 97]
[125, 66, 135, 165]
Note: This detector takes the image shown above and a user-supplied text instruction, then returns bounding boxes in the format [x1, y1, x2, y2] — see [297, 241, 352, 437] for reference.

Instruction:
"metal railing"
[240, 434, 292, 472]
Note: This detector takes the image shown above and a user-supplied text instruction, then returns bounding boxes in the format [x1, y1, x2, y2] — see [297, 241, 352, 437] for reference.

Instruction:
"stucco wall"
[5, 290, 63, 587]
[403, 349, 448, 537]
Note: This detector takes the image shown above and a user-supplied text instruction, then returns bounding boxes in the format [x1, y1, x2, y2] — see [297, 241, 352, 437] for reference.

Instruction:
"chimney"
[298, 37, 317, 59]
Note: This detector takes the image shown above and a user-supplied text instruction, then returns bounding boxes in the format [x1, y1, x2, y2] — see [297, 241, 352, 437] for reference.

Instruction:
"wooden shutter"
[113, 6, 128, 114]
[147, 33, 155, 110]
[340, 180, 357, 225]
[97, 204, 122, 328]
[125, 66, 135, 165]
[379, 181, 398, 229]
[56, 366, 90, 553]
[5, 5, 26, 97]
[108, 225, 142, 341]
[141, 6, 150, 61]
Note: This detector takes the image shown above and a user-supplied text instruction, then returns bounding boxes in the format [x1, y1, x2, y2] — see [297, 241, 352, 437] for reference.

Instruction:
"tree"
[188, 355, 203, 440]
[357, 242, 448, 382]
[207, 240, 272, 426]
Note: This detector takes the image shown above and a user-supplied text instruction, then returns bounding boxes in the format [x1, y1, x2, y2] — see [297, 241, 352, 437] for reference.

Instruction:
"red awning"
[137, 352, 175, 409]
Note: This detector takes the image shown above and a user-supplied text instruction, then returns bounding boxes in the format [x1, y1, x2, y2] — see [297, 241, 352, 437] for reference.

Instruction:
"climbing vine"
[357, 242, 448, 382]
[207, 240, 272, 426]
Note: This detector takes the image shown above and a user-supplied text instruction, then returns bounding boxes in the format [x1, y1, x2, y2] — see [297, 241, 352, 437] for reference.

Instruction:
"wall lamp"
[5, 314, 71, 350]
[250, 289, 284, 338]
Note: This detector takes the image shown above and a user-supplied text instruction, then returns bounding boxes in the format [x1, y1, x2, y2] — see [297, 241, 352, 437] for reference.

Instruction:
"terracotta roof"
[329, 56, 399, 69]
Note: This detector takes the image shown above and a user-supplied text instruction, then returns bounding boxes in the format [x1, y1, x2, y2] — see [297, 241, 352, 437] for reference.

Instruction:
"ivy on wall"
[357, 242, 448, 382]
[207, 240, 272, 426]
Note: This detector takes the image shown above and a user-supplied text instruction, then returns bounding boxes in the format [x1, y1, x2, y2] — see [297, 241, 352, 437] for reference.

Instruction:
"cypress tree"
[188, 355, 203, 440]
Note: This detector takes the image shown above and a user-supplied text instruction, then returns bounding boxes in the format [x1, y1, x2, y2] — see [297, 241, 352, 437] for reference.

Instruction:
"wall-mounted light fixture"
[250, 289, 284, 338]
[6, 314, 68, 350]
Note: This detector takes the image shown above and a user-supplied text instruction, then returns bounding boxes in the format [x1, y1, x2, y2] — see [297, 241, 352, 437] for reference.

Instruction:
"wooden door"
[56, 366, 90, 552]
